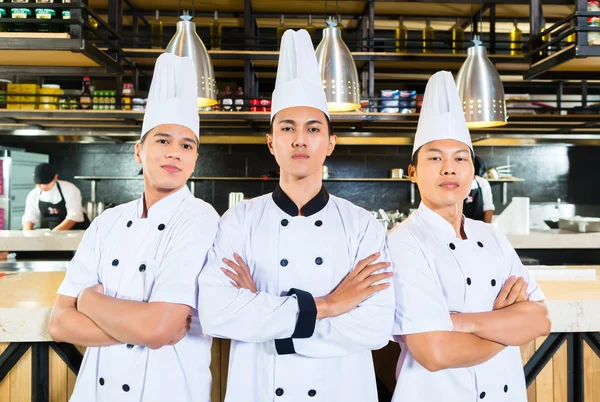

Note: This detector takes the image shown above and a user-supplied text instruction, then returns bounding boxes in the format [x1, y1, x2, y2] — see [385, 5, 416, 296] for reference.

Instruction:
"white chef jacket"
[470, 176, 495, 211]
[22, 180, 84, 225]
[197, 185, 395, 402]
[57, 185, 219, 402]
[388, 202, 545, 402]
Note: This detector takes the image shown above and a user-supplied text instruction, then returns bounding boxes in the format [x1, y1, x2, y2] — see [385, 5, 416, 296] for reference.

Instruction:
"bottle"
[451, 18, 464, 54]
[121, 82, 134, 110]
[305, 14, 316, 39]
[422, 17, 434, 54]
[509, 20, 523, 56]
[150, 10, 163, 49]
[540, 19, 550, 56]
[0, 8, 6, 33]
[11, 0, 32, 33]
[234, 86, 244, 111]
[277, 15, 286, 49]
[80, 76, 92, 110]
[210, 10, 222, 50]
[222, 85, 233, 111]
[62, 0, 71, 33]
[35, 0, 58, 33]
[395, 17, 408, 53]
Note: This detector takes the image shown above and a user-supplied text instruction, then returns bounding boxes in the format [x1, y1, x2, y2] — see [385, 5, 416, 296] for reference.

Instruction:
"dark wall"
[12, 142, 600, 216]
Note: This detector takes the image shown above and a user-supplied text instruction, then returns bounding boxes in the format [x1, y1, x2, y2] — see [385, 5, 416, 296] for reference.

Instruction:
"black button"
[280, 259, 288, 267]
[275, 388, 284, 396]
[123, 384, 130, 392]
[99, 378, 105, 386]
[127, 344, 134, 349]
[491, 279, 497, 287]
[139, 264, 146, 273]
[315, 220, 323, 227]
[449, 243, 456, 250]
[477, 241, 484, 248]
[504, 385, 508, 393]
[281, 219, 289, 227]
[127, 220, 132, 228]
[158, 224, 165, 231]
[308, 389, 317, 397]
[315, 257, 323, 265]
[466, 277, 472, 285]
[112, 259, 119, 267]
[480, 391, 486, 399]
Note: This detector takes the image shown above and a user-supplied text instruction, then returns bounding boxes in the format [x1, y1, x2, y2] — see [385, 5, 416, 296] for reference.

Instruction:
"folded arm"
[77, 288, 191, 349]
[403, 331, 506, 372]
[48, 294, 120, 347]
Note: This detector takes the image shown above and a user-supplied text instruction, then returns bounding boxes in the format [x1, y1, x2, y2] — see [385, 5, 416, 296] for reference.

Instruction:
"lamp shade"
[455, 42, 507, 128]
[166, 17, 217, 107]
[315, 25, 360, 112]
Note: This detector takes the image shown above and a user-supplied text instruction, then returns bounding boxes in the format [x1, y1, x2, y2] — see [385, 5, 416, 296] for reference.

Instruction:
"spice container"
[0, 79, 10, 109]
[39, 84, 61, 110]
[20, 84, 38, 110]
[132, 98, 144, 111]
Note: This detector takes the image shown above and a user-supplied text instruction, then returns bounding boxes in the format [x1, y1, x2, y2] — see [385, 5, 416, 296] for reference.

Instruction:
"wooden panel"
[220, 339, 231, 401]
[252, 0, 366, 15]
[584, 343, 600, 402]
[49, 347, 68, 402]
[0, 343, 10, 402]
[0, 51, 100, 68]
[210, 340, 221, 402]
[553, 343, 567, 402]
[67, 346, 86, 400]
[535, 336, 554, 402]
[10, 347, 31, 402]
[521, 340, 537, 402]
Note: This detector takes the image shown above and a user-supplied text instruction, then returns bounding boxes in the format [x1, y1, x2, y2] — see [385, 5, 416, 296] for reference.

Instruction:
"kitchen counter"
[1, 267, 599, 341]
[507, 228, 600, 249]
[0, 228, 598, 254]
[0, 230, 84, 252]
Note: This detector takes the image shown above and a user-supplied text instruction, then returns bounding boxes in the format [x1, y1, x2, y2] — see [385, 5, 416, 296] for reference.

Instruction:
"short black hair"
[269, 112, 334, 136]
[410, 145, 475, 168]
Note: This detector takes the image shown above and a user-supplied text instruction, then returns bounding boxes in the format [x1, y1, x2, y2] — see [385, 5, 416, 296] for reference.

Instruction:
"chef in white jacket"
[388, 71, 551, 402]
[48, 53, 219, 402]
[197, 29, 395, 402]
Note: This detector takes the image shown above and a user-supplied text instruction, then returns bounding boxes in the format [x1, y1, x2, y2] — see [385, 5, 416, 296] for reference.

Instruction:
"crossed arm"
[390, 230, 551, 373]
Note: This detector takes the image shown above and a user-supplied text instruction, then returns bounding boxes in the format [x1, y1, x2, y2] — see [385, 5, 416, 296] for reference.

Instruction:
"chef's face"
[36, 175, 58, 192]
[409, 139, 474, 209]
[134, 124, 198, 191]
[267, 106, 336, 180]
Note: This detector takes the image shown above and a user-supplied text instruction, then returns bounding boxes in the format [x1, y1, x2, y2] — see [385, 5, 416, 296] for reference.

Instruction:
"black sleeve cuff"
[287, 288, 317, 338]
[274, 288, 317, 355]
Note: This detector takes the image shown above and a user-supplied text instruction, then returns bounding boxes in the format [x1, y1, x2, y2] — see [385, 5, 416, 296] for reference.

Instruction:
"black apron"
[39, 181, 90, 230]
[463, 178, 485, 221]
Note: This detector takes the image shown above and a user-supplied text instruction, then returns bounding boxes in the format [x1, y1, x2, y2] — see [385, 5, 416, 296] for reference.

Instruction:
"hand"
[316, 252, 392, 319]
[221, 253, 258, 293]
[168, 315, 192, 345]
[493, 276, 528, 310]
[76, 283, 104, 312]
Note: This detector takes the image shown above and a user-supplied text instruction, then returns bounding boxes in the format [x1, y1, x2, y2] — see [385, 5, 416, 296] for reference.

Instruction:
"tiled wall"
[13, 142, 600, 216]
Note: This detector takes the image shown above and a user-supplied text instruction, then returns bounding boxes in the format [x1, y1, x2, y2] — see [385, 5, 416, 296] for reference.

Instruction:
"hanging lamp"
[455, 36, 507, 128]
[166, 7, 217, 108]
[315, 14, 360, 112]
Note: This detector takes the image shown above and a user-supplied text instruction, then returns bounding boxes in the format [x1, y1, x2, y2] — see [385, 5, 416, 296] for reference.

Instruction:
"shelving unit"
[74, 175, 524, 206]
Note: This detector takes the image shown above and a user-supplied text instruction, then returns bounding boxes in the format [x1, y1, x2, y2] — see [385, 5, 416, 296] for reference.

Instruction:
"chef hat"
[271, 29, 329, 122]
[412, 71, 472, 156]
[141, 53, 199, 139]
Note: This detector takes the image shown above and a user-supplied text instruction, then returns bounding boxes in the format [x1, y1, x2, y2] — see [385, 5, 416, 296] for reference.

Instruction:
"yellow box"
[20, 84, 39, 110]
[39, 85, 62, 110]
[7, 84, 21, 110]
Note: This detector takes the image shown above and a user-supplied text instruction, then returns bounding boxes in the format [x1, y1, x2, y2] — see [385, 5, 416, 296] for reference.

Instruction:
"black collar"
[272, 184, 329, 217]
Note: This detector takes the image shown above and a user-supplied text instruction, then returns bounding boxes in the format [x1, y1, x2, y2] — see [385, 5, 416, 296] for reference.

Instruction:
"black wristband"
[287, 288, 317, 338]
[275, 337, 295, 355]
[274, 288, 317, 356]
